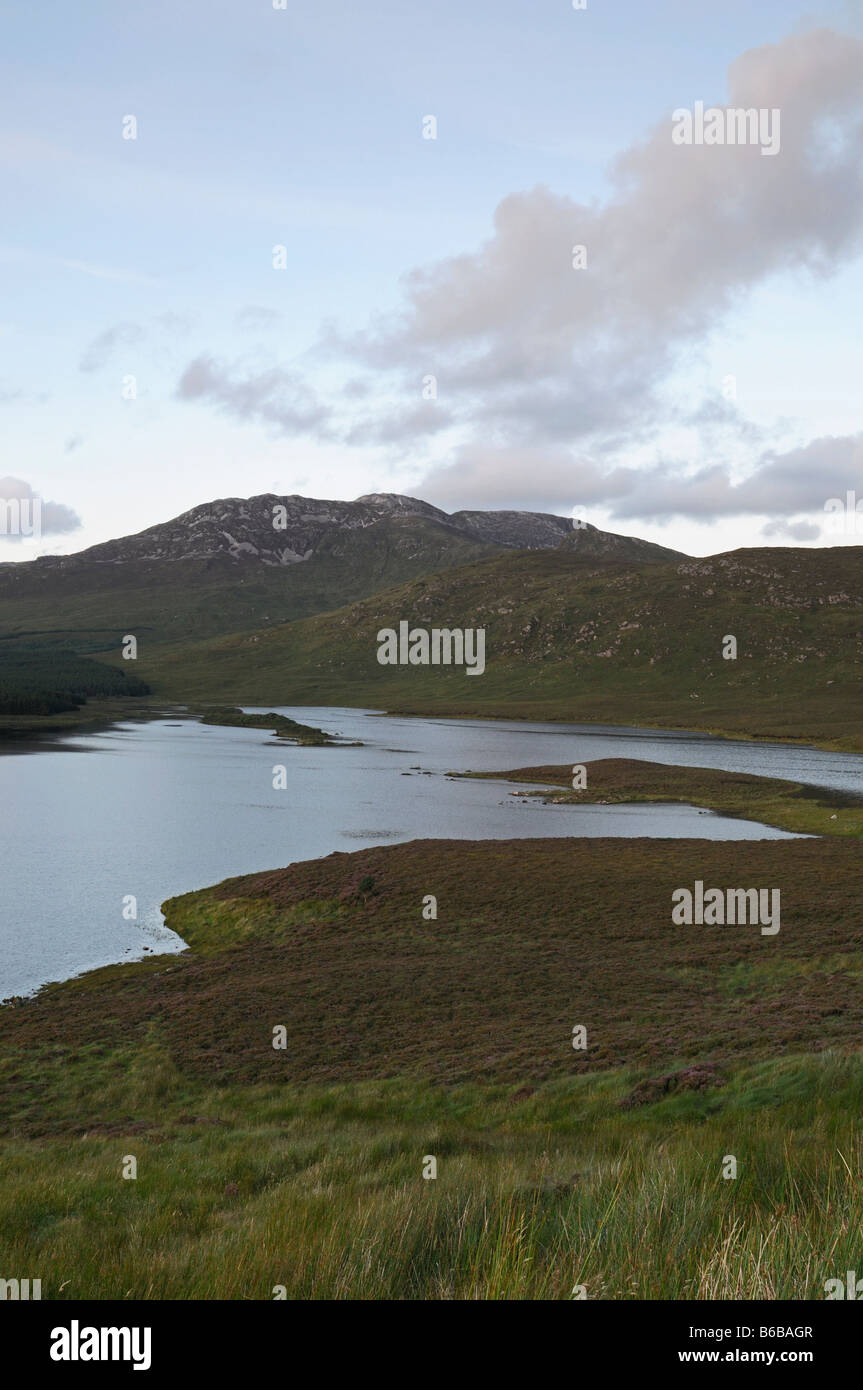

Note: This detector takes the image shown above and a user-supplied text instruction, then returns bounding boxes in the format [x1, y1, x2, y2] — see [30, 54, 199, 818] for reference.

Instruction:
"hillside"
[0, 492, 683, 649]
[0, 508, 494, 648]
[142, 543, 863, 750]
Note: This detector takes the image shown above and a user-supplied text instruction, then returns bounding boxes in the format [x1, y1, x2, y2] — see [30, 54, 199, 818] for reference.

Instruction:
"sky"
[2, 0, 863, 560]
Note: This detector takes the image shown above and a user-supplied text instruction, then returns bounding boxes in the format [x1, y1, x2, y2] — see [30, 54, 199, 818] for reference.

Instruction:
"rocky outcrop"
[451, 508, 575, 549]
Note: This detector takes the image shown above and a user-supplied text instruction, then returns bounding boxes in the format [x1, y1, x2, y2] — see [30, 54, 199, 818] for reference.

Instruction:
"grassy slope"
[0, 517, 493, 738]
[0, 518, 497, 649]
[2, 779, 863, 1298]
[138, 545, 863, 751]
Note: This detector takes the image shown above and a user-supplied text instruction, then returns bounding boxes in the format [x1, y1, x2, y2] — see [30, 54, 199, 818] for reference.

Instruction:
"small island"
[196, 706, 361, 746]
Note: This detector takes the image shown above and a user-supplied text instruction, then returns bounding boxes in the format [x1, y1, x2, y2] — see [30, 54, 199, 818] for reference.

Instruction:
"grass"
[2, 531, 859, 1298]
[1, 1051, 863, 1299]
[0, 515, 498, 648]
[136, 544, 863, 751]
[5, 833, 862, 1084]
[1, 817, 863, 1298]
[3, 543, 860, 752]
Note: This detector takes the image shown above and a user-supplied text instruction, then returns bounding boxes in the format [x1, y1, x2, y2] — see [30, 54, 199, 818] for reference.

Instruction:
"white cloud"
[418, 431, 863, 528]
[336, 28, 863, 455]
[0, 476, 81, 541]
[175, 354, 332, 436]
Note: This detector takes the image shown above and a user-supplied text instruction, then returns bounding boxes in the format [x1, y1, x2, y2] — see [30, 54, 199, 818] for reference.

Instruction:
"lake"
[3, 706, 860, 1000]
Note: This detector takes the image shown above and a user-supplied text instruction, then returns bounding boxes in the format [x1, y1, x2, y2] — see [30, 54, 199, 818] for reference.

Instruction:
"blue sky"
[2, 0, 862, 558]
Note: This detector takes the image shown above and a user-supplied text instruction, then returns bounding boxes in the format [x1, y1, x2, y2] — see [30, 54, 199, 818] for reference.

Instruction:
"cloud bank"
[0, 476, 81, 541]
[165, 26, 863, 532]
[344, 27, 863, 453]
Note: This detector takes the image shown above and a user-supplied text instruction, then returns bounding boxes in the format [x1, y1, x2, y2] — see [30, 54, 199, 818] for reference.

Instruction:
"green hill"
[0, 491, 682, 653]
[141, 544, 863, 750]
[0, 514, 498, 650]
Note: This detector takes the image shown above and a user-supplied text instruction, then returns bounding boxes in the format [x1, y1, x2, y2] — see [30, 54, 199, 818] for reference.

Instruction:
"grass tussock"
[1, 1052, 863, 1299]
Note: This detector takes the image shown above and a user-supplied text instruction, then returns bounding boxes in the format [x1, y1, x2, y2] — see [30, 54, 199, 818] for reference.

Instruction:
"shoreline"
[6, 699, 858, 757]
[4, 751, 859, 1007]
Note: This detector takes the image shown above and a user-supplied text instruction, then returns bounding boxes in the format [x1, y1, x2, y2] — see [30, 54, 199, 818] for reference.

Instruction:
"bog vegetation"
[1, 776, 861, 1299]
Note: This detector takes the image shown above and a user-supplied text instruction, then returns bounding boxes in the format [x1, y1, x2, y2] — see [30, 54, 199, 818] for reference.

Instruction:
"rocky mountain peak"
[26, 491, 687, 571]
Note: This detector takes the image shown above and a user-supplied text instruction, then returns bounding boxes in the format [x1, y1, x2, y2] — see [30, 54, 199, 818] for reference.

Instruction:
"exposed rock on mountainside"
[23, 492, 687, 570]
[450, 508, 575, 549]
[0, 493, 687, 648]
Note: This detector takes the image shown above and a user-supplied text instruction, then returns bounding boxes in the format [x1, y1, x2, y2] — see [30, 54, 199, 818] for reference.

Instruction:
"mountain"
[142, 542, 863, 750]
[2, 487, 857, 748]
[10, 492, 685, 571]
[0, 493, 685, 648]
[25, 493, 450, 570]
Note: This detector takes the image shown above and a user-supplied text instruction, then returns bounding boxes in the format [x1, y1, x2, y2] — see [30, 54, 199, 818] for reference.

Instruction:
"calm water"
[3, 706, 860, 1000]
